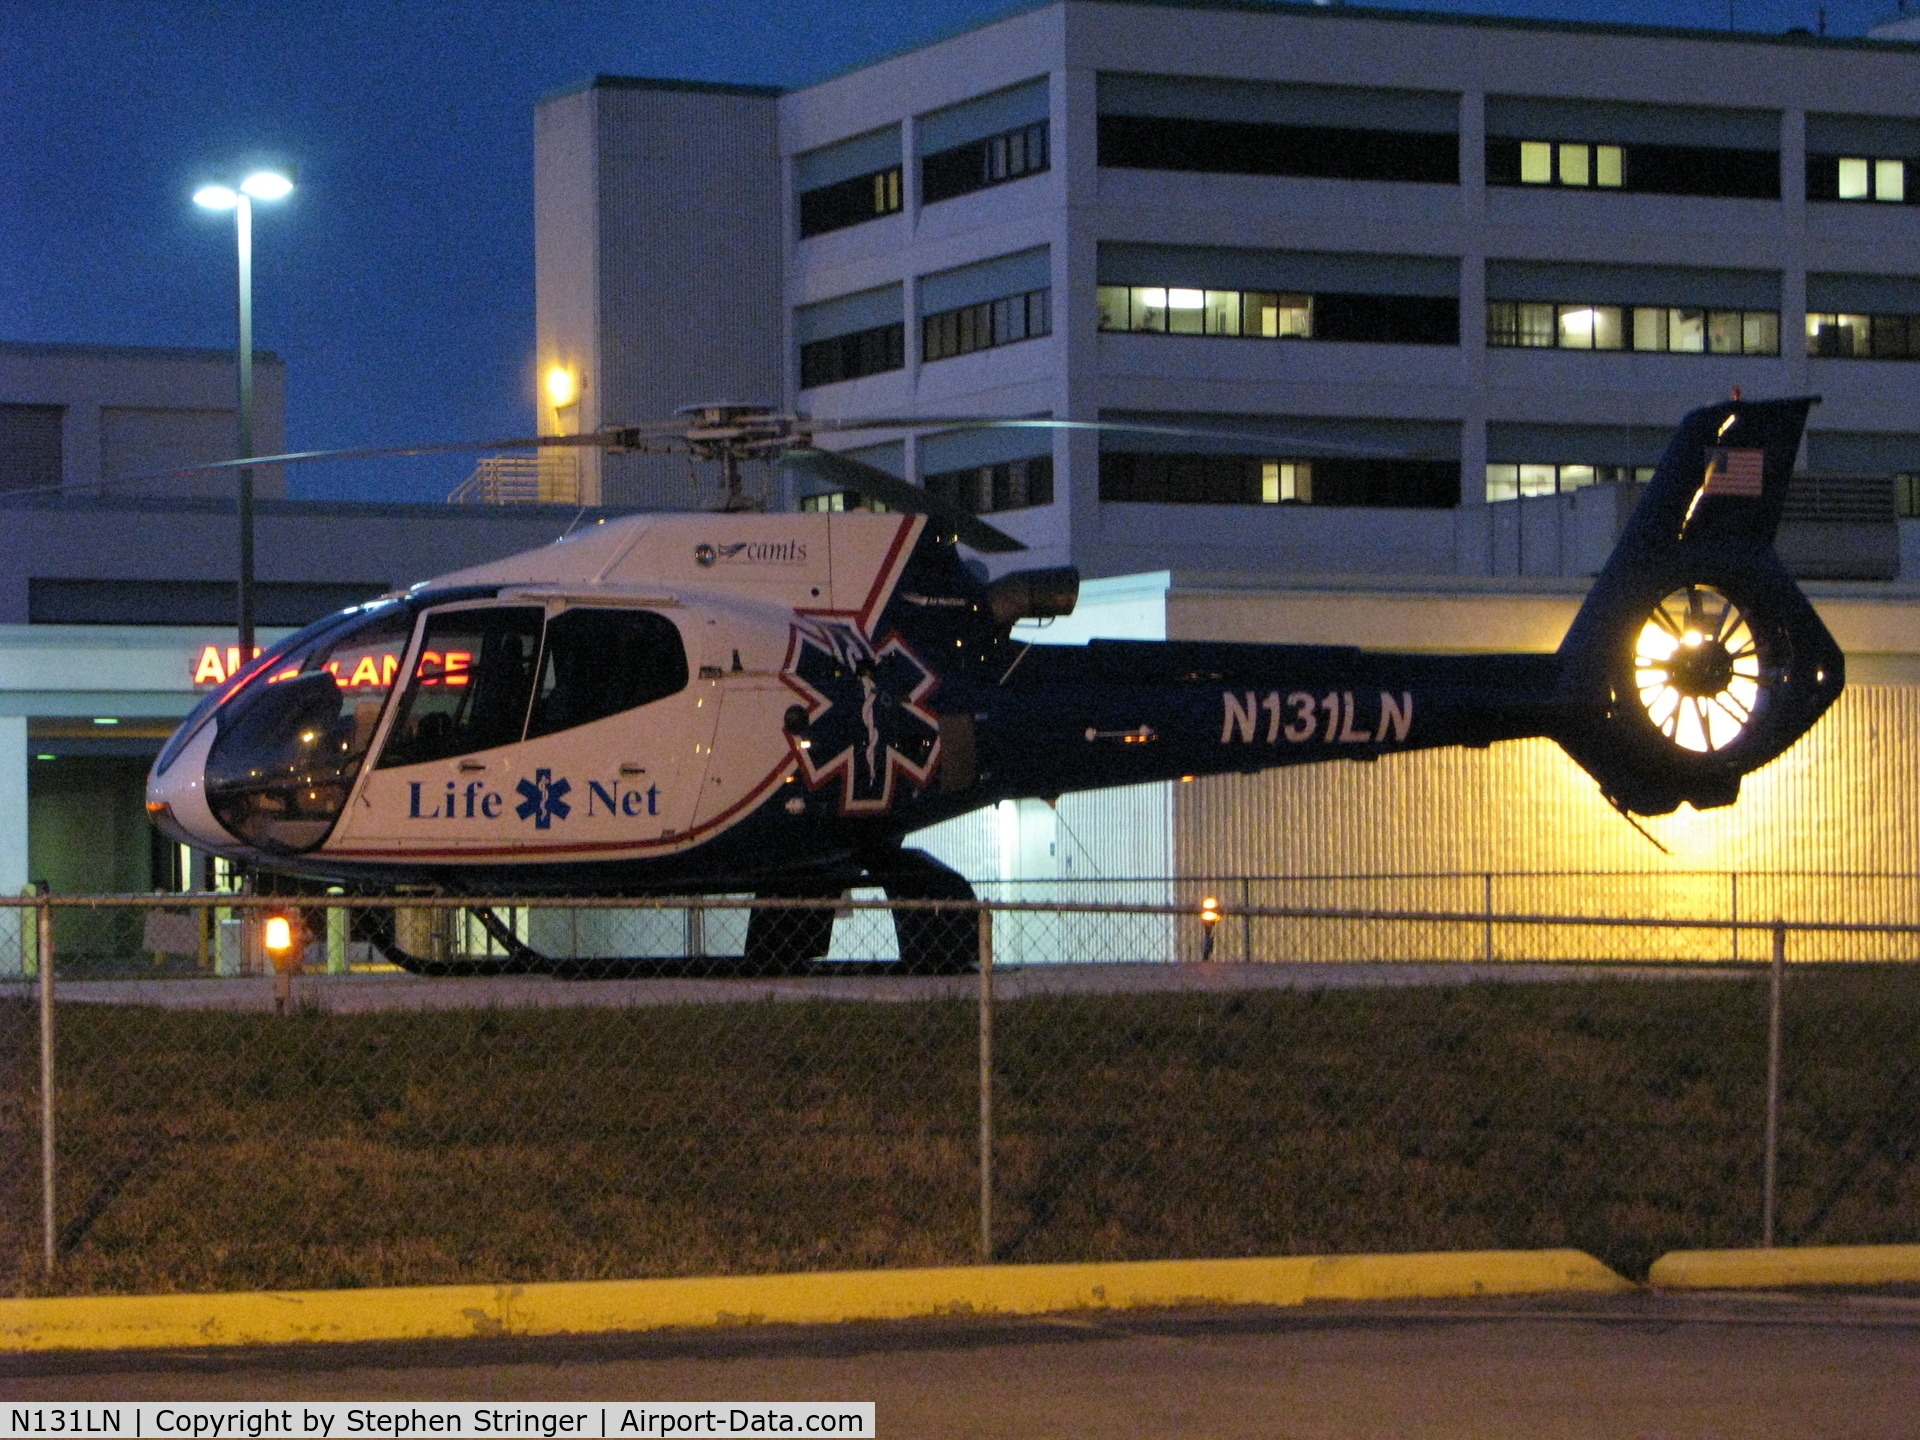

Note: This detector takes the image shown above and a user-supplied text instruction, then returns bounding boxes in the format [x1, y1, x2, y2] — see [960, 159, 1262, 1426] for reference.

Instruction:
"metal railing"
[2, 889, 1916, 1296]
[447, 452, 580, 505]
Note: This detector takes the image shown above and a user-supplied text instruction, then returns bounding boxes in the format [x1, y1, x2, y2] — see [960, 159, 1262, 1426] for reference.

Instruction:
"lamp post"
[194, 169, 294, 659]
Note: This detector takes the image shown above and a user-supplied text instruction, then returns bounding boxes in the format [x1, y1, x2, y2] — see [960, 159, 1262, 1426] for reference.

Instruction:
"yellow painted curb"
[1650, 1244, 1920, 1290]
[0, 1249, 1630, 1353]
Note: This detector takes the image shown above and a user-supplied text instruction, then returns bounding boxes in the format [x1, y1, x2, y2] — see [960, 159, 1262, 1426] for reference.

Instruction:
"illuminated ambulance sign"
[191, 644, 472, 688]
[192, 646, 263, 686]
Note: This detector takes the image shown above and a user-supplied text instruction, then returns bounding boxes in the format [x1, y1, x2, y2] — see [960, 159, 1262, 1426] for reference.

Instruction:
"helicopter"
[142, 394, 1843, 974]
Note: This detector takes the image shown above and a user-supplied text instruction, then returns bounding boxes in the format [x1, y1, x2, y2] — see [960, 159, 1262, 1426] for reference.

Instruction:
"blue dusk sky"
[1, 0, 1908, 500]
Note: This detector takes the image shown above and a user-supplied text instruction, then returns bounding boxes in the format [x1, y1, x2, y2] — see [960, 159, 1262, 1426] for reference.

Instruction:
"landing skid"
[358, 851, 982, 978]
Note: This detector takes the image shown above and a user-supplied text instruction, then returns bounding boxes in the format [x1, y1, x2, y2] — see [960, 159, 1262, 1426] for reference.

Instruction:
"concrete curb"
[1650, 1244, 1920, 1290]
[0, 1249, 1631, 1353]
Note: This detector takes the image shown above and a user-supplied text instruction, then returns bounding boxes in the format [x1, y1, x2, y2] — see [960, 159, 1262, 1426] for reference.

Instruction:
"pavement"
[0, 959, 1741, 1011]
[4, 1290, 1916, 1438]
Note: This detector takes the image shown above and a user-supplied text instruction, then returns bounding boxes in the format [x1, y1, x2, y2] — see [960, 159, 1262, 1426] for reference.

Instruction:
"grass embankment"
[12, 967, 1920, 1296]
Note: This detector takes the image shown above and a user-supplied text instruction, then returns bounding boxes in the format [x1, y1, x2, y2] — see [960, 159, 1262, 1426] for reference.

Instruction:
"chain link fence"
[2, 887, 1918, 1297]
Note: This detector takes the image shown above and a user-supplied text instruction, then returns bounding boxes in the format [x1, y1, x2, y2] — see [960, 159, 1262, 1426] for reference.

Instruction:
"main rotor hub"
[672, 403, 803, 458]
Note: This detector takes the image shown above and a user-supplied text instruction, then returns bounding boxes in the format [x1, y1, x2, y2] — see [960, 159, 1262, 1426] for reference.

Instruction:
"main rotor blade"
[782, 448, 1027, 554]
[813, 415, 1439, 459]
[0, 430, 634, 503]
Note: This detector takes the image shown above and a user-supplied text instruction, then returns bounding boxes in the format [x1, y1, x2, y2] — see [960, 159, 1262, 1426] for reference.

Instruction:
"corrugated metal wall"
[1175, 685, 1920, 963]
[908, 782, 1175, 962]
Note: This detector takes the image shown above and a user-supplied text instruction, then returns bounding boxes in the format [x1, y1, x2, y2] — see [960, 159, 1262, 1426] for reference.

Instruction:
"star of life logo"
[515, 768, 573, 829]
[783, 616, 940, 815]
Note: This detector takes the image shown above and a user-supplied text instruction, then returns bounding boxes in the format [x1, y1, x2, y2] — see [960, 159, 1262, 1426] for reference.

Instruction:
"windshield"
[150, 609, 366, 781]
[201, 603, 419, 852]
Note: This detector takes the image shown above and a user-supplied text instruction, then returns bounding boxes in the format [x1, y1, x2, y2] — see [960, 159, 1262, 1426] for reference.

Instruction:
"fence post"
[1483, 873, 1494, 964]
[1240, 876, 1252, 963]
[38, 892, 55, 1276]
[977, 905, 994, 1265]
[1762, 919, 1785, 1248]
[1729, 872, 1740, 964]
[327, 888, 348, 974]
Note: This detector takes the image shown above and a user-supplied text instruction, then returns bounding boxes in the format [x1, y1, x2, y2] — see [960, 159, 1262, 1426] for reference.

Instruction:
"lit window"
[1668, 309, 1706, 353]
[1743, 312, 1779, 355]
[1596, 145, 1624, 187]
[1102, 284, 1451, 344]
[1493, 301, 1776, 355]
[1244, 291, 1311, 338]
[1167, 288, 1206, 334]
[1877, 158, 1906, 203]
[1132, 286, 1169, 331]
[1839, 157, 1870, 199]
[1559, 143, 1590, 187]
[1204, 290, 1240, 336]
[1261, 461, 1305, 503]
[1486, 462, 1646, 502]
[1633, 307, 1667, 351]
[1517, 464, 1556, 497]
[1806, 312, 1918, 360]
[1520, 141, 1552, 183]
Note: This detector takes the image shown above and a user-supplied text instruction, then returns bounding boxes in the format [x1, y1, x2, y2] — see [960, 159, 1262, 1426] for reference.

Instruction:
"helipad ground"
[4, 959, 1739, 1011]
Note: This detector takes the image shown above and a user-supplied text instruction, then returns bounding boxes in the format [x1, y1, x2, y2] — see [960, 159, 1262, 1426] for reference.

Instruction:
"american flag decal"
[1703, 447, 1766, 497]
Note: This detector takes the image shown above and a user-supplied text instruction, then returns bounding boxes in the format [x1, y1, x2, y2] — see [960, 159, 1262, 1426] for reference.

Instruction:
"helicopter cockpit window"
[201, 603, 417, 853]
[524, 608, 690, 741]
[377, 607, 544, 768]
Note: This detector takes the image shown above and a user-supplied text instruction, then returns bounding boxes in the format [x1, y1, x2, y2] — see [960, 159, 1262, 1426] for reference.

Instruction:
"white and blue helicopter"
[144, 397, 1843, 972]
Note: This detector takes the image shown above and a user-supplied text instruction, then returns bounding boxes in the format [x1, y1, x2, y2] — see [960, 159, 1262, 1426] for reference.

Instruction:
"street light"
[194, 167, 295, 660]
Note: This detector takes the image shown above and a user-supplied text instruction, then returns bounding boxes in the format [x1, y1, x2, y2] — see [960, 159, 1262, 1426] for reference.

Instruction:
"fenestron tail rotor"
[1633, 584, 1768, 755]
[1551, 395, 1845, 816]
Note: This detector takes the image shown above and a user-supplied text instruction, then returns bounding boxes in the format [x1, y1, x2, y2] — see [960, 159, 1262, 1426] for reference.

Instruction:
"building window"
[923, 455, 1054, 514]
[1485, 462, 1653, 502]
[1897, 473, 1920, 519]
[798, 322, 906, 388]
[1099, 285, 1455, 345]
[922, 122, 1049, 204]
[923, 289, 1051, 362]
[1487, 301, 1778, 355]
[1100, 452, 1457, 509]
[1488, 138, 1777, 199]
[0, 403, 64, 493]
[1806, 313, 1920, 360]
[799, 491, 888, 514]
[1498, 139, 1625, 189]
[1099, 115, 1458, 185]
[797, 165, 903, 238]
[1807, 155, 1913, 204]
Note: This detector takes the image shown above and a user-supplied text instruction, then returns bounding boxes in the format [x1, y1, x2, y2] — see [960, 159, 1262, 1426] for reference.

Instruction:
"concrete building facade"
[0, 341, 288, 500]
[536, 1, 1920, 578]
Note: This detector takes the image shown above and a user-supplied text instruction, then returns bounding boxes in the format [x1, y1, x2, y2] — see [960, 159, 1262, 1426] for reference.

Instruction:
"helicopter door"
[333, 602, 713, 855]
[333, 603, 543, 852]
[511, 604, 710, 849]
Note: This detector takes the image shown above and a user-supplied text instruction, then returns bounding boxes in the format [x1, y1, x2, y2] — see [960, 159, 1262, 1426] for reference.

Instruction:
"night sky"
[1, 0, 1906, 501]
